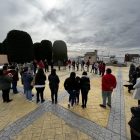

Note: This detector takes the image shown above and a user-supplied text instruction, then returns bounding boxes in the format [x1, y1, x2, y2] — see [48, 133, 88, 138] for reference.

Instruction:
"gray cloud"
[0, 0, 140, 56]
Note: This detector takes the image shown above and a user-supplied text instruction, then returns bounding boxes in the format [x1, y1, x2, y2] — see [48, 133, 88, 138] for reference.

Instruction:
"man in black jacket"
[80, 71, 90, 108]
[64, 72, 77, 108]
[48, 69, 60, 104]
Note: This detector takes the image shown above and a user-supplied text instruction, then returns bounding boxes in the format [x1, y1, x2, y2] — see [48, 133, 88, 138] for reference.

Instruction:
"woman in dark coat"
[35, 68, 46, 103]
[80, 71, 90, 108]
[48, 69, 60, 104]
[64, 72, 77, 108]
[0, 69, 13, 103]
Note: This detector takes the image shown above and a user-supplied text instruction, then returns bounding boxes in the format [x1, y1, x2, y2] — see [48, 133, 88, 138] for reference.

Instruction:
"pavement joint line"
[0, 101, 51, 139]
[49, 101, 129, 140]
[107, 68, 127, 140]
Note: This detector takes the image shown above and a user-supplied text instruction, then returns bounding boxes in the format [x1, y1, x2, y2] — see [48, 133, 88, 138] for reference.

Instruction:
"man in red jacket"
[100, 68, 117, 108]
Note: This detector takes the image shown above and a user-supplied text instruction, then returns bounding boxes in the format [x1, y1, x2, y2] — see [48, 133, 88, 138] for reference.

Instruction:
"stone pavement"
[0, 66, 137, 140]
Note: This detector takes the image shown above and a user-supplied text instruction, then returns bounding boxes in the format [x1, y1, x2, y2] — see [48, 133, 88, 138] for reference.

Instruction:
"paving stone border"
[0, 101, 51, 140]
[106, 68, 127, 140]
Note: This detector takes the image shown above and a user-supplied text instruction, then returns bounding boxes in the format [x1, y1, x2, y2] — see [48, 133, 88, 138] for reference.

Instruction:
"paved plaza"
[0, 66, 137, 140]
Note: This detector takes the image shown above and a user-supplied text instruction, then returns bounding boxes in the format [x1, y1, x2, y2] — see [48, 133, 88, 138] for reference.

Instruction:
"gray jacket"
[0, 75, 12, 90]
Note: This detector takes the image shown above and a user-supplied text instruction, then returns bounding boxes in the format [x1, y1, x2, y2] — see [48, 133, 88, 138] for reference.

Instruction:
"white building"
[84, 50, 97, 64]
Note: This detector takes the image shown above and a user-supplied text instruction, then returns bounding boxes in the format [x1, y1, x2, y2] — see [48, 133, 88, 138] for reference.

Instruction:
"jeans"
[81, 89, 89, 106]
[2, 88, 10, 102]
[102, 91, 112, 106]
[25, 89, 32, 100]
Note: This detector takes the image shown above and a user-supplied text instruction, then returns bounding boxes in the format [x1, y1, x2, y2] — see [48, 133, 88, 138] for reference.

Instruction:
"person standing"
[22, 67, 34, 101]
[0, 69, 13, 103]
[64, 72, 77, 108]
[75, 76, 81, 105]
[94, 62, 98, 74]
[133, 73, 140, 106]
[44, 59, 49, 72]
[68, 59, 71, 71]
[101, 63, 106, 76]
[80, 71, 90, 108]
[34, 68, 46, 103]
[9, 65, 19, 94]
[33, 60, 37, 74]
[81, 60, 85, 71]
[48, 69, 60, 104]
[100, 68, 117, 108]
[86, 60, 90, 72]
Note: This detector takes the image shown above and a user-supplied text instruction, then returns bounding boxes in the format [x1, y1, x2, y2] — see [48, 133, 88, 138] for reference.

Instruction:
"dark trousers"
[138, 100, 140, 105]
[50, 87, 58, 103]
[102, 71, 105, 76]
[95, 68, 98, 74]
[81, 89, 89, 106]
[2, 88, 10, 102]
[68, 90, 76, 106]
[12, 81, 18, 93]
[36, 87, 45, 102]
[75, 91, 80, 104]
[131, 129, 140, 140]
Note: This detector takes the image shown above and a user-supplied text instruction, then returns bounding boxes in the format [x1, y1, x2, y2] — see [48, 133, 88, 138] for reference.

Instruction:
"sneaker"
[100, 104, 106, 108]
[28, 100, 33, 102]
[107, 103, 111, 108]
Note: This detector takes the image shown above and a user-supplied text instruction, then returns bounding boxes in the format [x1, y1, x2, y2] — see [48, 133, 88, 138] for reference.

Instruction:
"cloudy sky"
[0, 0, 140, 57]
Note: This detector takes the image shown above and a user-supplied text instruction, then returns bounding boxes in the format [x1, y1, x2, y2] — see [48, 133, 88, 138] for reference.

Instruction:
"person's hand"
[110, 87, 114, 90]
[8, 73, 13, 77]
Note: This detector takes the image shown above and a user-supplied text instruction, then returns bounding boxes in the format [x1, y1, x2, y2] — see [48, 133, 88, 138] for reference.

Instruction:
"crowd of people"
[1, 59, 140, 139]
[0, 59, 117, 111]
[67, 59, 106, 76]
